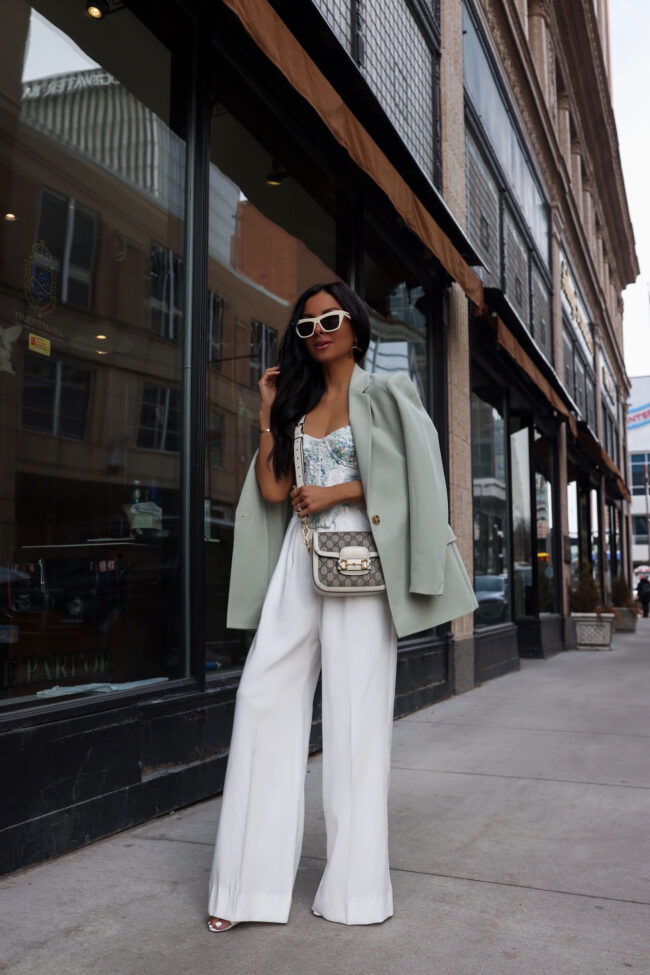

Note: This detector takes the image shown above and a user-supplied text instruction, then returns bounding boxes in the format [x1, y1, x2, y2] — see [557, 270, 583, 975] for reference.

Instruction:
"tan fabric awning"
[490, 314, 579, 438]
[576, 428, 632, 503]
[491, 315, 630, 500]
[220, 0, 484, 306]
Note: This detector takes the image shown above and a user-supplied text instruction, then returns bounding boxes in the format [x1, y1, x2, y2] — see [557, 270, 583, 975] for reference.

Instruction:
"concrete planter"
[613, 607, 637, 632]
[571, 612, 616, 650]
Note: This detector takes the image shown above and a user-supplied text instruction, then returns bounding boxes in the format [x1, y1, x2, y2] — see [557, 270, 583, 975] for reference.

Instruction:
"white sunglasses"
[295, 309, 350, 339]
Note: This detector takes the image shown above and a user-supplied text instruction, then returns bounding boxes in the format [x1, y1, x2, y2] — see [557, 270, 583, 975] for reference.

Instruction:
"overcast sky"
[22, 11, 98, 81]
[610, 1, 650, 383]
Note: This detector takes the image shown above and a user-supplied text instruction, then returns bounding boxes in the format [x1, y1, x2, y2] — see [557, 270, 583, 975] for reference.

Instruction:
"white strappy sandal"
[207, 917, 237, 933]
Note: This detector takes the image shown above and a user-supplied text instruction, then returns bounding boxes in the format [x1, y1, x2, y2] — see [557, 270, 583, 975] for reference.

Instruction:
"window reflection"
[0, 5, 186, 706]
[567, 477, 580, 587]
[534, 429, 556, 613]
[204, 102, 340, 673]
[36, 191, 97, 310]
[590, 488, 601, 581]
[510, 422, 532, 616]
[471, 375, 509, 626]
[22, 356, 92, 439]
[364, 230, 429, 406]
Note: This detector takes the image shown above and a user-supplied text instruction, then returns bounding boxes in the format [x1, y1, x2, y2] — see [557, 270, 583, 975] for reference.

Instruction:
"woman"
[207, 281, 477, 931]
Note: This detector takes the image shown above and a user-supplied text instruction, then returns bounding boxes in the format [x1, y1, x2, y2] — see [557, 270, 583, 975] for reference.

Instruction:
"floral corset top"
[302, 425, 361, 528]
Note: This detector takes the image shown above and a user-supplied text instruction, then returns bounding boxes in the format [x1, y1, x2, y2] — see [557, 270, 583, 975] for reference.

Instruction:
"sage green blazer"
[226, 363, 477, 638]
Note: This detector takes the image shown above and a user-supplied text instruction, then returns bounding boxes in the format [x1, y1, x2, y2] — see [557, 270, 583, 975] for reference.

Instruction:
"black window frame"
[21, 354, 93, 441]
[35, 188, 98, 312]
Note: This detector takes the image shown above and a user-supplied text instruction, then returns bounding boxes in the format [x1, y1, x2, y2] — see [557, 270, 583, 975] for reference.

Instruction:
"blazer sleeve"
[388, 372, 449, 595]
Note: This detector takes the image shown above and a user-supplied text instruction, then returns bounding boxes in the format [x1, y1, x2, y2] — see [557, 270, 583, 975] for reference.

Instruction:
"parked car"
[474, 573, 509, 624]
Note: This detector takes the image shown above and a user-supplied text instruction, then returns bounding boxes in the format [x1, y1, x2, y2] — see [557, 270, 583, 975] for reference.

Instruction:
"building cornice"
[554, 0, 638, 287]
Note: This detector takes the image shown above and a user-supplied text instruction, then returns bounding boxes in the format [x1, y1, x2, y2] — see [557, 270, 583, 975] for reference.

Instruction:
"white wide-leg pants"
[208, 504, 398, 926]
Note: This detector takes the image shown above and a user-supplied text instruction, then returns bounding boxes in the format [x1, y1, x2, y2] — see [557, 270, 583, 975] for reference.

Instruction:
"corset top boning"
[302, 425, 361, 528]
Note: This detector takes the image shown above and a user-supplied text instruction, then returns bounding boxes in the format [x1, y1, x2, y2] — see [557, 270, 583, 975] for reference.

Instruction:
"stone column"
[551, 206, 570, 617]
[557, 92, 571, 170]
[593, 330, 608, 596]
[447, 283, 475, 693]
[582, 181, 595, 255]
[440, 0, 466, 217]
[440, 0, 474, 693]
[513, 0, 528, 34]
[528, 2, 551, 105]
[596, 230, 604, 286]
[571, 139, 583, 220]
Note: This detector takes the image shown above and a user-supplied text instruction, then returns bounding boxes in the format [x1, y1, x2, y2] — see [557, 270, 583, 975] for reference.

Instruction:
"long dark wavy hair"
[267, 282, 371, 478]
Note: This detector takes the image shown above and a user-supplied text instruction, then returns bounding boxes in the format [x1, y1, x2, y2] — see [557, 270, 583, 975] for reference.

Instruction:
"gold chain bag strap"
[293, 417, 386, 596]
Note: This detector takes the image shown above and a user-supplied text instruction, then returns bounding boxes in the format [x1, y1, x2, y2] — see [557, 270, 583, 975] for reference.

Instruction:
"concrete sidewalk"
[2, 622, 649, 975]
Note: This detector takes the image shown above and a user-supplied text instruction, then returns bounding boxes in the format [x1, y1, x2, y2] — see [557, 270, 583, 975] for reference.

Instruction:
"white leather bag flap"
[337, 545, 371, 574]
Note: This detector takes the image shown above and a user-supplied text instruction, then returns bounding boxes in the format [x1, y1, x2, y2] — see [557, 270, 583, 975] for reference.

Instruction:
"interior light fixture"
[96, 349, 108, 355]
[96, 334, 107, 340]
[266, 159, 287, 187]
[86, 1, 108, 18]
[85, 1, 125, 19]
[3, 213, 17, 221]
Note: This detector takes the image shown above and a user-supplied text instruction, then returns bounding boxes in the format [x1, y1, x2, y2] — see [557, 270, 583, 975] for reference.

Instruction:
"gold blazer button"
[371, 514, 380, 525]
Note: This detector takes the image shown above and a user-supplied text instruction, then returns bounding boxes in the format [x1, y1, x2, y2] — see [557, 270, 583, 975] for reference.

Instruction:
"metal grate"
[312, 0, 435, 181]
[311, 0, 353, 49]
[362, 0, 434, 180]
[503, 207, 529, 328]
[466, 134, 501, 287]
[531, 262, 552, 363]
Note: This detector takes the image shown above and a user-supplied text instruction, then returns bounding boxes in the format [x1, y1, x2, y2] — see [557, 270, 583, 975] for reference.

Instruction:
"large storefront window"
[471, 371, 509, 626]
[567, 477, 580, 588]
[534, 429, 557, 613]
[510, 421, 532, 617]
[604, 501, 621, 598]
[203, 58, 440, 671]
[1, 6, 188, 706]
[591, 488, 601, 582]
[203, 92, 342, 673]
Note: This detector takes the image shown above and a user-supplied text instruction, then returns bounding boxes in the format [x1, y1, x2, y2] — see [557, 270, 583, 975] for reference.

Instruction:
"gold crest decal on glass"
[24, 240, 57, 316]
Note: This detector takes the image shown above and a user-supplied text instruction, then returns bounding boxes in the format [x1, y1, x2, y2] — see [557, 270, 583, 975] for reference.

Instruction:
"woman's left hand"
[290, 484, 339, 517]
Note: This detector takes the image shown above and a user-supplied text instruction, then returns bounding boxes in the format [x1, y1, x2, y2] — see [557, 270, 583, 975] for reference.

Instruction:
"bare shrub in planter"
[611, 574, 638, 632]
[568, 563, 616, 650]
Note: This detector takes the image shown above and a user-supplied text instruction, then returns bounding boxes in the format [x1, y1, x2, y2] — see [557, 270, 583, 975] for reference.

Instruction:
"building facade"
[627, 376, 650, 575]
[0, 0, 636, 873]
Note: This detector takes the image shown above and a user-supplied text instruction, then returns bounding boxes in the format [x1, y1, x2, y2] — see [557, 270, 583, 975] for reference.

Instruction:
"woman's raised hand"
[258, 366, 280, 411]
[290, 484, 337, 516]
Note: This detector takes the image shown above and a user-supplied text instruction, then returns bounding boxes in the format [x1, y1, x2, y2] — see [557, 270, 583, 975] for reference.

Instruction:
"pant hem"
[208, 888, 291, 924]
[311, 891, 394, 926]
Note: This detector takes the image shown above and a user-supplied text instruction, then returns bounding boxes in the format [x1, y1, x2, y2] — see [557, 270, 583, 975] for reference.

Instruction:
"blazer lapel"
[349, 364, 372, 488]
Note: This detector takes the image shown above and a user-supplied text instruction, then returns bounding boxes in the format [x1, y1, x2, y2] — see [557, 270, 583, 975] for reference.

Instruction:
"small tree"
[611, 573, 635, 609]
[568, 562, 601, 613]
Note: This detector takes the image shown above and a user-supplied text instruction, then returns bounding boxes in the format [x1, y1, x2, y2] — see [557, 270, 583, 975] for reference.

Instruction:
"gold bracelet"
[259, 427, 271, 433]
